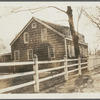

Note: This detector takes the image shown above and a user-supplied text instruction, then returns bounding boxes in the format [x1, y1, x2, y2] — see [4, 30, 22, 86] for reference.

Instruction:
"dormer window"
[24, 32, 29, 44]
[41, 28, 47, 41]
[31, 23, 36, 28]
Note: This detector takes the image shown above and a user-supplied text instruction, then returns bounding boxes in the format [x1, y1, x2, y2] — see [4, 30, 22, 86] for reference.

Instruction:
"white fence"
[88, 55, 100, 70]
[0, 55, 88, 93]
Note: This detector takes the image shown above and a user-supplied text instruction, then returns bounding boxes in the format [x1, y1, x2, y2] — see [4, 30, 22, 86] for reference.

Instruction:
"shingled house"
[10, 17, 88, 62]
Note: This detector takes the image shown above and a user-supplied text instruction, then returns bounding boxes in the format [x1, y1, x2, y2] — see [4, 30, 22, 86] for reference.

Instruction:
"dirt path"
[41, 70, 100, 93]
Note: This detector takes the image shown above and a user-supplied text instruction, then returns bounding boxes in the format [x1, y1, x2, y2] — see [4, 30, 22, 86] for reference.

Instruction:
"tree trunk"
[67, 6, 80, 58]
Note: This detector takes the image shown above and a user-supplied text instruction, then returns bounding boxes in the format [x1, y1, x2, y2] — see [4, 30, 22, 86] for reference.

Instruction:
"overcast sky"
[0, 2, 100, 54]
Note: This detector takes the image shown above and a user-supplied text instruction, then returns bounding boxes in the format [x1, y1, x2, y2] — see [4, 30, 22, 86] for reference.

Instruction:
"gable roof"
[42, 20, 69, 35]
[10, 16, 86, 46]
[0, 52, 11, 56]
[10, 17, 66, 46]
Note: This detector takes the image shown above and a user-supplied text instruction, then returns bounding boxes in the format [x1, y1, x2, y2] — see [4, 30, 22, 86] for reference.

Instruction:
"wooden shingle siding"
[11, 19, 65, 62]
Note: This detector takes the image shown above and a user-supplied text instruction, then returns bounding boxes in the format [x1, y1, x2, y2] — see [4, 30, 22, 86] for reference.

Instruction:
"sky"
[0, 2, 100, 54]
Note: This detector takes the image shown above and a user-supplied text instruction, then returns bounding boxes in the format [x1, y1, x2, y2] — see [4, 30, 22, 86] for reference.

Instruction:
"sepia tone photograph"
[0, 1, 100, 98]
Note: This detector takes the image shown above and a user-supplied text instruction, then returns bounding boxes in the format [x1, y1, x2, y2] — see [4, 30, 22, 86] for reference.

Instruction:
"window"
[71, 45, 75, 57]
[68, 44, 71, 57]
[85, 48, 88, 56]
[27, 49, 33, 60]
[48, 46, 55, 58]
[31, 23, 36, 28]
[24, 32, 29, 43]
[80, 46, 84, 56]
[78, 34, 84, 42]
[14, 50, 20, 61]
[68, 44, 75, 57]
[41, 28, 47, 41]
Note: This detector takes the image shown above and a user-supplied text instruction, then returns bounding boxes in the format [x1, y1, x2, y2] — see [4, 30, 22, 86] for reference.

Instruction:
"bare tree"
[82, 7, 100, 55]
[66, 6, 80, 58]
[76, 7, 83, 34]
[0, 38, 7, 54]
[93, 42, 100, 55]
[82, 7, 100, 30]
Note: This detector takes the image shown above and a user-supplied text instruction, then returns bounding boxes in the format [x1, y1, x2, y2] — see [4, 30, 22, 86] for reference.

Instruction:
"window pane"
[68, 45, 71, 57]
[32, 23, 36, 28]
[15, 52, 18, 60]
[24, 32, 29, 43]
[49, 47, 53, 54]
[14, 51, 19, 61]
[28, 49, 33, 60]
[48, 47, 55, 58]
[71, 45, 75, 57]
[25, 33, 28, 42]
[41, 29, 47, 41]
[29, 50, 32, 54]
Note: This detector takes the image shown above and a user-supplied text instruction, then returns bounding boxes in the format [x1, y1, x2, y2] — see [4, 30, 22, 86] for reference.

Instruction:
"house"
[10, 17, 88, 62]
[0, 52, 12, 62]
[0, 52, 12, 73]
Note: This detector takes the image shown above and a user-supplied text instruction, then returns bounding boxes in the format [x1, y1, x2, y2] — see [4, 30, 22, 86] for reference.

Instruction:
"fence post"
[33, 54, 39, 93]
[64, 55, 68, 81]
[87, 56, 90, 71]
[78, 56, 82, 75]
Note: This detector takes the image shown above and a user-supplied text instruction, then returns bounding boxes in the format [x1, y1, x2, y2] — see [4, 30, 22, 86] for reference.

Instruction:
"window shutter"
[71, 45, 75, 57]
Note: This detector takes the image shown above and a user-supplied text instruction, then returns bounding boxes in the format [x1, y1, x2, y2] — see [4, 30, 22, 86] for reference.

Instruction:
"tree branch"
[77, 7, 83, 34]
[48, 6, 67, 14]
[83, 10, 100, 30]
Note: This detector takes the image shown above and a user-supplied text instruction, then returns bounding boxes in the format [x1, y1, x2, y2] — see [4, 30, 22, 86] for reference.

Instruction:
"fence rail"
[0, 61, 34, 67]
[0, 71, 35, 80]
[0, 81, 35, 93]
[0, 55, 88, 93]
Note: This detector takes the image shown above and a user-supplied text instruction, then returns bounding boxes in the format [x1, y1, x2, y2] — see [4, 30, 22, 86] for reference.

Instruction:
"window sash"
[31, 23, 36, 28]
[68, 44, 71, 57]
[48, 46, 55, 58]
[27, 49, 33, 60]
[14, 51, 20, 61]
[41, 28, 47, 41]
[71, 45, 75, 57]
[68, 44, 75, 57]
[24, 32, 29, 43]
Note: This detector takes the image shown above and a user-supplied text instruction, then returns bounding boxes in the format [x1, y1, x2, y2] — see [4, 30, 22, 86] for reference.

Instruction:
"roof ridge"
[10, 16, 65, 45]
[33, 17, 84, 36]
[32, 16, 69, 28]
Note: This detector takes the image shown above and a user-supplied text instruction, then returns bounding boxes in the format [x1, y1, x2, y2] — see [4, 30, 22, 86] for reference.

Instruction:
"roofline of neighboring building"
[10, 17, 65, 46]
[65, 37, 88, 46]
[0, 52, 11, 56]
